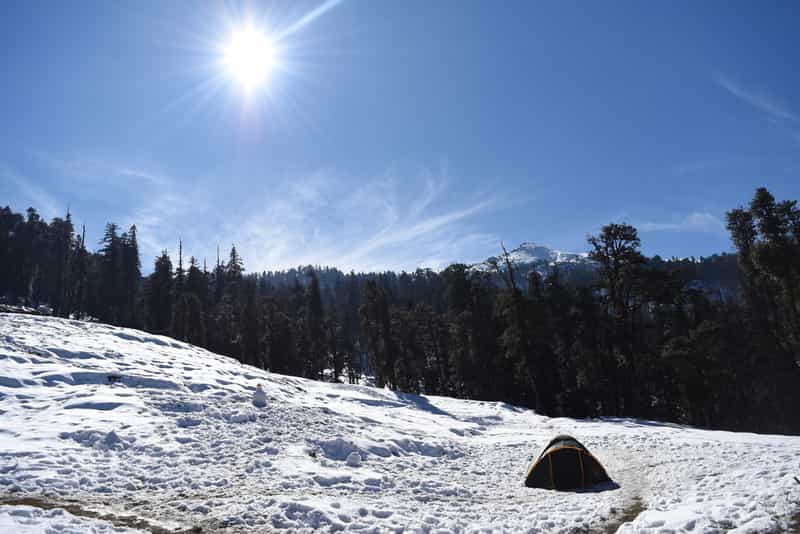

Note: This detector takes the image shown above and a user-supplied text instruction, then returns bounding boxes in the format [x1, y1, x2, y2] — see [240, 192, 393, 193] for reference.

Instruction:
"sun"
[223, 25, 278, 92]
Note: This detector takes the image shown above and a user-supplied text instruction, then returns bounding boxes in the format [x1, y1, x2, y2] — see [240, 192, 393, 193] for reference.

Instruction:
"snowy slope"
[1, 313, 799, 533]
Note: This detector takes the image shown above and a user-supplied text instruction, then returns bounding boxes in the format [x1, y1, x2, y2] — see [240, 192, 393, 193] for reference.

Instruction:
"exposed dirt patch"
[0, 494, 203, 533]
[789, 510, 800, 534]
[600, 497, 645, 534]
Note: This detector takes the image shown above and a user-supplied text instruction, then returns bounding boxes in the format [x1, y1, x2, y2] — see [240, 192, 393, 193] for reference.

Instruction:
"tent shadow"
[572, 480, 620, 493]
[523, 480, 620, 493]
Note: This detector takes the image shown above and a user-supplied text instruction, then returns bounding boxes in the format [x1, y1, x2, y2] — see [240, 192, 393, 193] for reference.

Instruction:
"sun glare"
[223, 25, 278, 92]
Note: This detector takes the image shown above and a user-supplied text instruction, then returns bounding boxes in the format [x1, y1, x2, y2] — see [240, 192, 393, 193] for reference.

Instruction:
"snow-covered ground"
[1, 313, 798, 533]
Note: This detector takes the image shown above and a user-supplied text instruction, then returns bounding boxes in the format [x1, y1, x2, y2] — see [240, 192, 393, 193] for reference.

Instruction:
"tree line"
[1, 187, 798, 433]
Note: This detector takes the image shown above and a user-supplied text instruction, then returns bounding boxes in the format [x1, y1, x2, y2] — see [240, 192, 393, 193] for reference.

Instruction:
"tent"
[524, 435, 610, 490]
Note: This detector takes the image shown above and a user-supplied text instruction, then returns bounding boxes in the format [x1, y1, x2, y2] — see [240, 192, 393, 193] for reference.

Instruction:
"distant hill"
[469, 242, 741, 298]
[469, 241, 597, 288]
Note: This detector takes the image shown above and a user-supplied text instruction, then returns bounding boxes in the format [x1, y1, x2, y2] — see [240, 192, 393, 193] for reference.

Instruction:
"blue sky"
[2, 0, 799, 272]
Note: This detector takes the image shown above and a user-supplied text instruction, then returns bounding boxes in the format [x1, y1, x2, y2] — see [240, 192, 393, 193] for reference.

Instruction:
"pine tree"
[587, 223, 647, 415]
[726, 188, 800, 431]
[0, 207, 24, 301]
[98, 223, 123, 324]
[172, 293, 206, 346]
[326, 311, 343, 382]
[587, 223, 646, 322]
[121, 225, 141, 326]
[240, 280, 261, 367]
[306, 270, 325, 378]
[227, 245, 244, 281]
[19, 208, 48, 305]
[148, 251, 173, 334]
[213, 246, 225, 305]
[50, 211, 75, 316]
[360, 280, 395, 387]
[175, 239, 185, 294]
[186, 257, 207, 302]
[73, 225, 90, 318]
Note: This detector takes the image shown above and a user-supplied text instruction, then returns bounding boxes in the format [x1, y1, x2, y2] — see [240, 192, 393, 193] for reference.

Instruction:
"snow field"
[1, 313, 799, 533]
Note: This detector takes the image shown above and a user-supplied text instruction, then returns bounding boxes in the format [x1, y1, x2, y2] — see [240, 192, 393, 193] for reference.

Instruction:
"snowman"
[253, 384, 267, 408]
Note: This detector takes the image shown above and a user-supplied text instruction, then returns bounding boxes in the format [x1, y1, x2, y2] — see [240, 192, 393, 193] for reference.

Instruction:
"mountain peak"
[474, 242, 592, 274]
[507, 242, 590, 264]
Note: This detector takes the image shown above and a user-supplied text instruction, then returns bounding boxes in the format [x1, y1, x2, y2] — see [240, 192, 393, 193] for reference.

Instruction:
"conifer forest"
[2, 187, 799, 434]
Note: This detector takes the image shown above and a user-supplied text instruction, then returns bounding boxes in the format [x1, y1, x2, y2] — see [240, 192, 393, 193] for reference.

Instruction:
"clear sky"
[2, 1, 799, 272]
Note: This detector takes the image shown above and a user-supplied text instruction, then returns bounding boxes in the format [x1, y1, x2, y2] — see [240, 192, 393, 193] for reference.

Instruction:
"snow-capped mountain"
[476, 242, 593, 271]
[1, 313, 798, 532]
[472, 243, 596, 287]
[504, 242, 590, 265]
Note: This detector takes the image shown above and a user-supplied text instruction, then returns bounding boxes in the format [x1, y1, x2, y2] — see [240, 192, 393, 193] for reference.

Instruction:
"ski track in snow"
[0, 313, 799, 533]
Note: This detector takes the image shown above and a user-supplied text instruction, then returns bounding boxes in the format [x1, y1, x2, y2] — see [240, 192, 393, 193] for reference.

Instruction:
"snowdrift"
[1, 313, 799, 532]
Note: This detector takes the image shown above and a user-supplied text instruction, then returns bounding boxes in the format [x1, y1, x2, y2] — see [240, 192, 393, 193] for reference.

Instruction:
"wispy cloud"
[34, 152, 172, 187]
[207, 167, 500, 273]
[115, 167, 170, 186]
[339, 199, 493, 268]
[123, 191, 199, 261]
[1, 166, 62, 219]
[639, 212, 726, 234]
[717, 76, 799, 122]
[27, 150, 187, 259]
[23, 150, 500, 272]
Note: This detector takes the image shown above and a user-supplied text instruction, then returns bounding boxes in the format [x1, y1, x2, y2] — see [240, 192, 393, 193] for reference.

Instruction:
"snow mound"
[309, 436, 458, 463]
[1, 313, 799, 533]
[345, 452, 362, 467]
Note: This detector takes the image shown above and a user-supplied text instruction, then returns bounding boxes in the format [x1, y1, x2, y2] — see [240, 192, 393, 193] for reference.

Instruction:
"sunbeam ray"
[274, 0, 344, 42]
